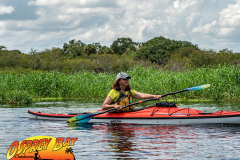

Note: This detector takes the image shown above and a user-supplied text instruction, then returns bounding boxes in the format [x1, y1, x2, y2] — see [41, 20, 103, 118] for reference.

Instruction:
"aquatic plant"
[0, 65, 239, 104]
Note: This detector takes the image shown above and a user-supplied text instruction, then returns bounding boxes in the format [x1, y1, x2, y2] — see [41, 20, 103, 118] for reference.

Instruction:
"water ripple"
[1, 101, 240, 159]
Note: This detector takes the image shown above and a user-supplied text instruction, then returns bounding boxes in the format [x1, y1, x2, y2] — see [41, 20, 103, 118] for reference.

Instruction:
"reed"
[0, 65, 239, 104]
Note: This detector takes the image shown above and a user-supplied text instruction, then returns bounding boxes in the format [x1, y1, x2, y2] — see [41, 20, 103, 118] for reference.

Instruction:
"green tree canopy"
[0, 46, 7, 50]
[84, 44, 96, 56]
[110, 37, 136, 55]
[135, 36, 198, 65]
[63, 39, 86, 58]
[98, 46, 115, 54]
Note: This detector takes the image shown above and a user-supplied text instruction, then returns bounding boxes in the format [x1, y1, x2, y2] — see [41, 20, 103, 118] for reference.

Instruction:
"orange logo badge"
[7, 136, 78, 160]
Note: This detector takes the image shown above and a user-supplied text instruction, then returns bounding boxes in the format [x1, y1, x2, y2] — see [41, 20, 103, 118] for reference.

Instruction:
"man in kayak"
[102, 72, 162, 111]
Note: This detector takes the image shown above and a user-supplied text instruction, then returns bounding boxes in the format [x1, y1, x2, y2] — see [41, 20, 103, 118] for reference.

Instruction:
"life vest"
[112, 91, 135, 111]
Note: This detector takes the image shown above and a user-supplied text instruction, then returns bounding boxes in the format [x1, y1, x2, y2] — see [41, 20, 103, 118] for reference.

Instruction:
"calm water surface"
[1, 101, 240, 159]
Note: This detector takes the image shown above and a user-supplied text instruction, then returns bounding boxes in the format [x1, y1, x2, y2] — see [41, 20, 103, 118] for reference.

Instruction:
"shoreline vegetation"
[1, 36, 240, 104]
[0, 65, 239, 104]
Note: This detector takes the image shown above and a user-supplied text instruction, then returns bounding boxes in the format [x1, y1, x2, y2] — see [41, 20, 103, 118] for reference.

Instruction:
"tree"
[29, 48, 38, 55]
[135, 36, 198, 65]
[98, 46, 115, 54]
[110, 37, 136, 55]
[0, 46, 6, 50]
[63, 39, 86, 58]
[219, 48, 233, 54]
[84, 44, 96, 56]
[93, 42, 102, 54]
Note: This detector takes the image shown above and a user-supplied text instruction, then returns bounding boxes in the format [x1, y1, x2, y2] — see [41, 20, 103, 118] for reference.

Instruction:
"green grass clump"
[131, 65, 240, 101]
[0, 90, 33, 104]
[0, 65, 240, 104]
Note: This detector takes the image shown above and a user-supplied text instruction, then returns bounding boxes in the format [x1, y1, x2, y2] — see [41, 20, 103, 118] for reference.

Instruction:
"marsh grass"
[0, 65, 240, 104]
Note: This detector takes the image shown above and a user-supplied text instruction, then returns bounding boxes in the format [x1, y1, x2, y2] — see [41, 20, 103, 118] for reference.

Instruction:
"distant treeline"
[1, 36, 240, 73]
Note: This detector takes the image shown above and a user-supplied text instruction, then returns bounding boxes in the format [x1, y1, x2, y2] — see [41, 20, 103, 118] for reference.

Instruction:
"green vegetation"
[1, 36, 240, 73]
[1, 36, 240, 104]
[0, 65, 240, 104]
[135, 36, 198, 65]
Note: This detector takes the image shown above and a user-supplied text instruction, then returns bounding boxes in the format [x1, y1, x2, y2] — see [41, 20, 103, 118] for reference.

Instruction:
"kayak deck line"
[91, 114, 240, 119]
[28, 110, 85, 118]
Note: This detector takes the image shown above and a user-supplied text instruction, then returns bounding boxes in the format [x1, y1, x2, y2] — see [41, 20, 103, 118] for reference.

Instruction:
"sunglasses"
[121, 77, 130, 80]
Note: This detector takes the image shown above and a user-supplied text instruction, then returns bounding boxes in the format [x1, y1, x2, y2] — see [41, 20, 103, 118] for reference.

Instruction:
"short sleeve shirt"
[108, 89, 136, 103]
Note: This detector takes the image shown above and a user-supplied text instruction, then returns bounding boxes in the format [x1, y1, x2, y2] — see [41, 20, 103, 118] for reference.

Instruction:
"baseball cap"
[116, 72, 131, 80]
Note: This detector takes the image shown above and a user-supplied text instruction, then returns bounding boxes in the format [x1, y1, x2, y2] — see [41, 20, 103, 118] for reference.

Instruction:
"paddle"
[67, 84, 210, 123]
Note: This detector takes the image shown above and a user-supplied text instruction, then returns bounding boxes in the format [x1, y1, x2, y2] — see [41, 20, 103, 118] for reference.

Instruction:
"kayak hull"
[89, 116, 240, 125]
[28, 107, 240, 125]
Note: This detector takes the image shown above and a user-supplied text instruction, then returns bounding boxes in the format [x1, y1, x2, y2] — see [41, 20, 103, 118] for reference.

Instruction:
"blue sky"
[0, 0, 240, 53]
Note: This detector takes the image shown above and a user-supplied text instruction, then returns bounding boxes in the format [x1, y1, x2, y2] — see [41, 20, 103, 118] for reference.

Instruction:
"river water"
[1, 101, 240, 159]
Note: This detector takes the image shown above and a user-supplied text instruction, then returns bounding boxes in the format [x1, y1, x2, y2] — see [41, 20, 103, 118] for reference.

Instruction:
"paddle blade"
[67, 113, 94, 123]
[184, 84, 210, 91]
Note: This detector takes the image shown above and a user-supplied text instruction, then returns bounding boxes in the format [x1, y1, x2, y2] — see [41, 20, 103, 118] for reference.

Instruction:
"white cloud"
[1, 0, 240, 53]
[219, 1, 240, 27]
[164, 0, 198, 14]
[218, 28, 235, 36]
[0, 4, 15, 15]
[28, 0, 62, 6]
[192, 21, 217, 35]
[191, 0, 240, 40]
[186, 12, 201, 29]
[36, 34, 51, 41]
[28, 0, 115, 8]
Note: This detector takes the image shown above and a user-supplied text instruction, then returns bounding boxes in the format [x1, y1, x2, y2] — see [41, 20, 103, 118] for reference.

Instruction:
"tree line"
[1, 36, 240, 73]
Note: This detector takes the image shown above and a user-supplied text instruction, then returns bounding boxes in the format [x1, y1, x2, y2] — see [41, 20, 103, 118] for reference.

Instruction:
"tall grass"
[129, 65, 240, 101]
[0, 65, 240, 104]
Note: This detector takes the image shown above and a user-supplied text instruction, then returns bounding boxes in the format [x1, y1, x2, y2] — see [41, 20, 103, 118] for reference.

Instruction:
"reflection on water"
[1, 100, 240, 159]
[68, 122, 93, 130]
[106, 124, 136, 154]
[67, 122, 240, 159]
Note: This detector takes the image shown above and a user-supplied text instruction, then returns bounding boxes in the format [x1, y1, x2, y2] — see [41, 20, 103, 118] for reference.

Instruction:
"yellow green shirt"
[108, 89, 136, 103]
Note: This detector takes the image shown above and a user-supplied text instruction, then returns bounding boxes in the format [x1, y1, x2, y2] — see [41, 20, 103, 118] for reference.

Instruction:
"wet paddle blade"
[67, 113, 94, 123]
[184, 84, 210, 91]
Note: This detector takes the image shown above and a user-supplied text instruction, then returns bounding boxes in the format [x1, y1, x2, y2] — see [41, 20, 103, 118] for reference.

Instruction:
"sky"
[0, 0, 240, 53]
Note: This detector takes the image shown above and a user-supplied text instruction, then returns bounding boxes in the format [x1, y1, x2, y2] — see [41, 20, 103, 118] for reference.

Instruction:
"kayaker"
[102, 72, 162, 111]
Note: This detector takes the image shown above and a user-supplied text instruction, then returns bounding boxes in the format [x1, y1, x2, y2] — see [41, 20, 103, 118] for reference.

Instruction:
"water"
[1, 101, 240, 159]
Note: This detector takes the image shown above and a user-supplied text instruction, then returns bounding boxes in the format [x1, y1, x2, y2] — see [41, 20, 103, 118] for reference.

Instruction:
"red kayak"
[28, 104, 240, 125]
